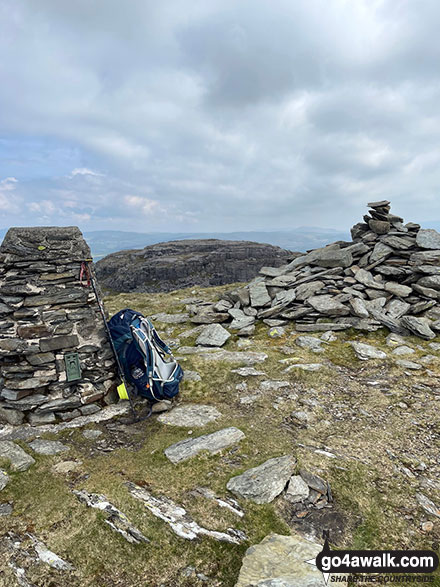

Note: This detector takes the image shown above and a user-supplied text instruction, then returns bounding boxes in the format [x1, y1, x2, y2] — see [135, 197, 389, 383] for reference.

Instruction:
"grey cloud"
[1, 0, 440, 232]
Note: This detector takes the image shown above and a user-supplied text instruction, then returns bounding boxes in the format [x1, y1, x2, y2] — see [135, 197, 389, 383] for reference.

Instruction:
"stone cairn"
[0, 227, 118, 426]
[188, 201, 440, 340]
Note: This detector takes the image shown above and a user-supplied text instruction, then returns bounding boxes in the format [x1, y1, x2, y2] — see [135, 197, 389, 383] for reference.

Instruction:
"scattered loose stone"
[0, 441, 35, 471]
[321, 331, 337, 342]
[28, 439, 69, 455]
[259, 380, 290, 392]
[183, 370, 201, 382]
[178, 325, 205, 339]
[0, 503, 13, 515]
[395, 359, 422, 370]
[73, 489, 150, 544]
[203, 349, 267, 364]
[0, 470, 9, 491]
[8, 561, 33, 587]
[165, 427, 245, 464]
[237, 339, 254, 349]
[151, 400, 173, 413]
[268, 326, 285, 338]
[126, 481, 246, 543]
[416, 493, 440, 518]
[158, 404, 221, 428]
[29, 534, 75, 571]
[235, 533, 323, 587]
[82, 429, 103, 440]
[285, 475, 310, 503]
[290, 411, 311, 427]
[299, 469, 328, 494]
[284, 363, 323, 372]
[52, 460, 82, 474]
[349, 341, 387, 360]
[151, 312, 189, 324]
[226, 455, 295, 504]
[239, 395, 260, 405]
[386, 333, 407, 346]
[295, 336, 326, 353]
[391, 345, 415, 356]
[178, 347, 267, 365]
[231, 367, 266, 377]
[196, 323, 231, 347]
[237, 324, 256, 336]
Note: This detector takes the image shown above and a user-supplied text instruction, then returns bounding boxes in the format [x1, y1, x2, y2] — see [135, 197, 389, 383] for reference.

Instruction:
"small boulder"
[235, 534, 323, 587]
[401, 316, 436, 340]
[196, 324, 231, 347]
[392, 346, 415, 356]
[158, 404, 221, 428]
[416, 229, 440, 250]
[28, 439, 69, 455]
[307, 295, 349, 316]
[227, 455, 295, 504]
[295, 336, 326, 353]
[165, 427, 245, 464]
[0, 441, 35, 472]
[349, 341, 387, 361]
[0, 471, 9, 491]
[249, 282, 271, 308]
[395, 359, 422, 370]
[285, 475, 310, 503]
[268, 326, 286, 338]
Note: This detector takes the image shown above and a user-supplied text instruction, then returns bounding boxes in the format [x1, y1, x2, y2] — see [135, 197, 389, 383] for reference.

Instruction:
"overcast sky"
[1, 0, 439, 233]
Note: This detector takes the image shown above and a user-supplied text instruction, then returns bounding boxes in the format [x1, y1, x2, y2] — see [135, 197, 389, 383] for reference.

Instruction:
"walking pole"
[81, 260, 138, 421]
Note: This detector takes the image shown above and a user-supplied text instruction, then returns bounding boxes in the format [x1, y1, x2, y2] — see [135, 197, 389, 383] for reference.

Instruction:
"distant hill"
[84, 227, 351, 260]
[95, 239, 295, 293]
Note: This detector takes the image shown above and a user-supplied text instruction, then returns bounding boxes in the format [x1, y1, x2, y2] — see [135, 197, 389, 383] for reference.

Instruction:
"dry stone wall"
[189, 202, 440, 340]
[0, 227, 118, 426]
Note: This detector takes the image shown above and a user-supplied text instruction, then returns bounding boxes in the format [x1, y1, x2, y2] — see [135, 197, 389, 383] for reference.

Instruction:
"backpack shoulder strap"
[130, 323, 155, 377]
[143, 317, 171, 355]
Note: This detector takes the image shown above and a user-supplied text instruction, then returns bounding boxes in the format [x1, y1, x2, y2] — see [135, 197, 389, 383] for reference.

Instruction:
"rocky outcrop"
[187, 202, 440, 340]
[95, 239, 295, 293]
[0, 227, 118, 425]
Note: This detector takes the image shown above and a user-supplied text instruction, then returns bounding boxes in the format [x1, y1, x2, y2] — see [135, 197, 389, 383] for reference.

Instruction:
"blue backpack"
[108, 309, 183, 402]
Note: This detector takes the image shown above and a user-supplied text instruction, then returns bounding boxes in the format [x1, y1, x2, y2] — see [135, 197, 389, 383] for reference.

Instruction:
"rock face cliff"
[95, 239, 294, 293]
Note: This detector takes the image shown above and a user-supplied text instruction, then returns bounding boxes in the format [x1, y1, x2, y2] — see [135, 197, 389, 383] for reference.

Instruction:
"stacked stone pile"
[0, 227, 118, 425]
[188, 201, 440, 340]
